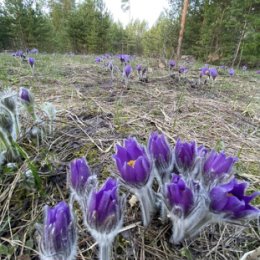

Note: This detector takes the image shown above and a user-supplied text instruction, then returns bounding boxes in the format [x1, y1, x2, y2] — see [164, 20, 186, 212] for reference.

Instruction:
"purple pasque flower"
[197, 145, 208, 157]
[28, 57, 35, 67]
[15, 50, 24, 57]
[210, 178, 260, 219]
[229, 68, 235, 76]
[165, 174, 194, 216]
[83, 178, 123, 260]
[136, 64, 142, 72]
[30, 48, 39, 54]
[69, 157, 93, 200]
[113, 137, 152, 187]
[85, 177, 122, 234]
[124, 64, 132, 78]
[118, 54, 130, 64]
[174, 139, 198, 174]
[256, 70, 260, 74]
[119, 54, 125, 63]
[37, 201, 77, 260]
[163, 173, 207, 244]
[209, 68, 218, 80]
[136, 64, 143, 79]
[95, 57, 102, 63]
[113, 137, 154, 226]
[19, 87, 38, 120]
[203, 150, 237, 177]
[169, 59, 176, 69]
[199, 67, 210, 78]
[179, 66, 188, 74]
[19, 87, 33, 105]
[148, 132, 173, 182]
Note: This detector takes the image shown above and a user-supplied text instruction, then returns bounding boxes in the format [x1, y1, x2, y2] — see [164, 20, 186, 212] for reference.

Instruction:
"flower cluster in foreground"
[37, 132, 260, 260]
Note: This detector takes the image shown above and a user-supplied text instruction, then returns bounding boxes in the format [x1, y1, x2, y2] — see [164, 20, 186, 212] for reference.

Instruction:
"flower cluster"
[199, 65, 219, 82]
[94, 53, 151, 87]
[38, 158, 124, 260]
[12, 49, 38, 75]
[95, 54, 255, 88]
[37, 132, 259, 260]
[94, 54, 256, 89]
[219, 65, 236, 77]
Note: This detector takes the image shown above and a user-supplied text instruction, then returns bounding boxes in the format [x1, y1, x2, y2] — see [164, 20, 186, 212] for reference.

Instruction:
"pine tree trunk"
[232, 20, 247, 67]
[176, 0, 189, 65]
[232, 5, 252, 67]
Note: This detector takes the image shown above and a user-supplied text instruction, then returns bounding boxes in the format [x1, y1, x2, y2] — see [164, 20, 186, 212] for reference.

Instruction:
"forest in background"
[0, 0, 259, 67]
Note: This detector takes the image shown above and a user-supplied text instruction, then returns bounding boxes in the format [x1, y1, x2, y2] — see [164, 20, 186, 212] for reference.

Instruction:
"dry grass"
[0, 53, 259, 260]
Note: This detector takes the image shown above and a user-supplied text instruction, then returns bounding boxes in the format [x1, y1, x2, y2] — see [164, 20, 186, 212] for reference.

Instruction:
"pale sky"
[0, 0, 168, 28]
[103, 0, 169, 27]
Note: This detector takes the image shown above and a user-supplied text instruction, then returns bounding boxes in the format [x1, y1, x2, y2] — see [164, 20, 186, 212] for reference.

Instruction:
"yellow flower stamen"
[227, 193, 234, 197]
[127, 160, 136, 168]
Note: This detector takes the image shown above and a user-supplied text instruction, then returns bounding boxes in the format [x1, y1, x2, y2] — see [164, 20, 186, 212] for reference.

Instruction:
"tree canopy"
[0, 0, 258, 66]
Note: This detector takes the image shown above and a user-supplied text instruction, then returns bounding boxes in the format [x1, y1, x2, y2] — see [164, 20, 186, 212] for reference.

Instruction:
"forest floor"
[0, 53, 259, 260]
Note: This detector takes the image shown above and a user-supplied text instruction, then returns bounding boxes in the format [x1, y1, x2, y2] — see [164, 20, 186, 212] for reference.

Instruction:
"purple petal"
[101, 177, 117, 192]
[209, 186, 229, 211]
[96, 190, 115, 223]
[134, 156, 150, 184]
[243, 191, 260, 204]
[230, 182, 248, 200]
[166, 174, 194, 215]
[148, 132, 171, 163]
[124, 138, 144, 159]
[210, 178, 260, 219]
[122, 162, 137, 183]
[223, 195, 245, 213]
[115, 144, 129, 162]
[204, 150, 237, 176]
[70, 158, 90, 191]
[19, 87, 32, 103]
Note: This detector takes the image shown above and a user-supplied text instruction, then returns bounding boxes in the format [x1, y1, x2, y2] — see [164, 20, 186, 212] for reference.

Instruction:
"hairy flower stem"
[100, 242, 111, 260]
[49, 118, 53, 135]
[0, 131, 10, 150]
[169, 201, 213, 244]
[26, 105, 38, 122]
[0, 131, 14, 156]
[14, 114, 20, 139]
[0, 131, 18, 160]
[136, 186, 155, 227]
[111, 67, 114, 81]
[7, 134, 19, 159]
[160, 203, 168, 223]
[30, 67, 34, 76]
[155, 174, 168, 223]
[124, 78, 128, 88]
[170, 216, 187, 244]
